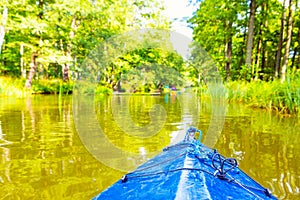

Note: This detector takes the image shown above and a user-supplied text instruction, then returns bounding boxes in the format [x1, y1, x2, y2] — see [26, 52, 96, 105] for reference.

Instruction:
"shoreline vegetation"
[1, 76, 299, 116]
[0, 77, 73, 97]
[226, 79, 300, 115]
[1, 0, 299, 116]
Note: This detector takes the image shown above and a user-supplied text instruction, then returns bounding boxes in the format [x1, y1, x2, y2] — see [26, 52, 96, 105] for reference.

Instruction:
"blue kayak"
[94, 127, 277, 200]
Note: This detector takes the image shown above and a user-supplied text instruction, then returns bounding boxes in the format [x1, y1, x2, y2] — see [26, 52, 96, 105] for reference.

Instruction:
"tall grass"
[32, 79, 73, 94]
[0, 77, 27, 97]
[226, 79, 300, 115]
[0, 76, 73, 97]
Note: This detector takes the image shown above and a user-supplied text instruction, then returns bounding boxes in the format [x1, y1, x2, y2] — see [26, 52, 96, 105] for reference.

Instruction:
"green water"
[0, 95, 299, 199]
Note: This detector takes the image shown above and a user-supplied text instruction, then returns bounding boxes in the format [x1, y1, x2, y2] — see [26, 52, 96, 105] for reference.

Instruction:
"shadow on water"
[0, 95, 299, 199]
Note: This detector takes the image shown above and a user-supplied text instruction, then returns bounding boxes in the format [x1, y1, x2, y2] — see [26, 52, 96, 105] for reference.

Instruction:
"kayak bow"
[93, 127, 277, 200]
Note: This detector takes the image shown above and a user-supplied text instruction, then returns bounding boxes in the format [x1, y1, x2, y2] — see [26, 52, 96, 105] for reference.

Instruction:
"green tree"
[245, 0, 256, 74]
[0, 0, 8, 54]
[102, 48, 185, 92]
[189, 0, 247, 80]
[281, 0, 294, 82]
[189, 0, 299, 82]
[0, 0, 173, 90]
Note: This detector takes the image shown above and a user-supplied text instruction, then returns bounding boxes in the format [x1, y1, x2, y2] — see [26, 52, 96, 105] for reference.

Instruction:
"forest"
[0, 0, 300, 114]
[190, 0, 300, 114]
[191, 0, 300, 82]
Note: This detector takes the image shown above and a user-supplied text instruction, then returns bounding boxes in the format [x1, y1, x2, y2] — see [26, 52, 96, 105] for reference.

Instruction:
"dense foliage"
[187, 0, 300, 114]
[1, 0, 300, 114]
[189, 0, 300, 82]
[0, 0, 171, 89]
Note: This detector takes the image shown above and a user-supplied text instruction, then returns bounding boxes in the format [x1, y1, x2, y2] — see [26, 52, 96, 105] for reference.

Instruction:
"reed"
[31, 79, 73, 94]
[226, 79, 300, 115]
[0, 77, 73, 97]
[0, 76, 27, 97]
[95, 86, 112, 95]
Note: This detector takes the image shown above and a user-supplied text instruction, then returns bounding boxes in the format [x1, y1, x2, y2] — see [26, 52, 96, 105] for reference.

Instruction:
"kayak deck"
[93, 128, 277, 200]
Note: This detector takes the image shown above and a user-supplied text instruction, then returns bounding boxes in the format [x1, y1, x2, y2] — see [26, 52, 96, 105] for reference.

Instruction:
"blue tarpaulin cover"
[94, 130, 277, 200]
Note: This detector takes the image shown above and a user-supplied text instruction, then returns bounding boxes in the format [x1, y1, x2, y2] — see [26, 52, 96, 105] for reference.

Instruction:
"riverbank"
[225, 79, 300, 115]
[1, 76, 299, 115]
[0, 77, 73, 97]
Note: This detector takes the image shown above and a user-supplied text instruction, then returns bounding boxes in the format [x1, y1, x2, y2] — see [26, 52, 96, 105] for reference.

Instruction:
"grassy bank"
[0, 77, 73, 97]
[0, 77, 27, 97]
[2, 76, 300, 115]
[226, 79, 300, 115]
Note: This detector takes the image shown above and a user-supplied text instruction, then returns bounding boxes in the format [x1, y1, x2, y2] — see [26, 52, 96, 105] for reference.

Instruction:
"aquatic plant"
[31, 79, 73, 94]
[0, 77, 27, 97]
[226, 79, 300, 115]
[0, 77, 73, 97]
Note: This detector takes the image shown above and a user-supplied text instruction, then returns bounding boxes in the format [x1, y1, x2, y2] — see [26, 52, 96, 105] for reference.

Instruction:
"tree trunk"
[291, 23, 300, 69]
[63, 16, 77, 81]
[275, 0, 287, 78]
[0, 5, 8, 54]
[245, 0, 256, 71]
[254, 1, 267, 80]
[261, 44, 267, 76]
[261, 1, 269, 77]
[25, 0, 43, 87]
[254, 33, 262, 80]
[239, 25, 247, 74]
[20, 43, 27, 78]
[25, 52, 38, 88]
[281, 0, 294, 82]
[225, 21, 232, 81]
[62, 64, 69, 81]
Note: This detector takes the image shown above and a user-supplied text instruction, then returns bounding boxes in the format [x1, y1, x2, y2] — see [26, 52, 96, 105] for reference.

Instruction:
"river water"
[0, 94, 299, 199]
